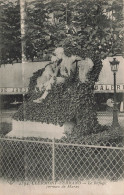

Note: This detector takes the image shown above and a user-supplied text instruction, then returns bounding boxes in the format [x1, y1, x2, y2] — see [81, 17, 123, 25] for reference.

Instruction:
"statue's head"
[51, 47, 64, 62]
[54, 47, 64, 58]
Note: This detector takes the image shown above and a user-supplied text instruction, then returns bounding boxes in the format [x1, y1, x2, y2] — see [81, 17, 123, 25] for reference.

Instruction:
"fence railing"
[0, 137, 124, 184]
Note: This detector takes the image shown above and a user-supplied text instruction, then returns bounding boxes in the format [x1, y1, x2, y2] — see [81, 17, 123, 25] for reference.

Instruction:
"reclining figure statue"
[33, 47, 94, 103]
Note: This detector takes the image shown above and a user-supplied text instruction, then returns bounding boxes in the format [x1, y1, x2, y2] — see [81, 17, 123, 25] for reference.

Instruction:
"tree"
[20, 0, 27, 62]
[24, 0, 55, 61]
[24, 0, 123, 70]
[0, 0, 21, 65]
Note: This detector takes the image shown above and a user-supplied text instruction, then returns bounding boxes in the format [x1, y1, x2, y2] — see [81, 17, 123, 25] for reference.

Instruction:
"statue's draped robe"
[34, 47, 94, 103]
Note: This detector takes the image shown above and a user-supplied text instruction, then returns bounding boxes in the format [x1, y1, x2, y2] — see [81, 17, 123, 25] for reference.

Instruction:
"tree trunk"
[0, 5, 2, 65]
[20, 0, 27, 63]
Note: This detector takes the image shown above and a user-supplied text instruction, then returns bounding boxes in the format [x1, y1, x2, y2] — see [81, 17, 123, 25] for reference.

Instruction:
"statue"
[12, 47, 96, 139]
[33, 47, 94, 103]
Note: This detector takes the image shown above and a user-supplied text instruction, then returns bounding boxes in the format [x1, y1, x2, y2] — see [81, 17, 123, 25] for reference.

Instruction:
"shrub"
[13, 58, 105, 137]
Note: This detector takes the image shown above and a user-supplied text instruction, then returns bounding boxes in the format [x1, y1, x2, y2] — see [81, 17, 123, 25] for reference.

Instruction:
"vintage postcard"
[0, 0, 124, 194]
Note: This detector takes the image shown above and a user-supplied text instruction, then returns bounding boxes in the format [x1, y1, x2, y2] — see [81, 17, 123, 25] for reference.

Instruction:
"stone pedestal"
[7, 120, 65, 139]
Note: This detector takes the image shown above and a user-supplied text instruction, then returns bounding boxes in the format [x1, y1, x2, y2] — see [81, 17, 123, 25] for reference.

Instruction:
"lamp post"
[109, 58, 120, 127]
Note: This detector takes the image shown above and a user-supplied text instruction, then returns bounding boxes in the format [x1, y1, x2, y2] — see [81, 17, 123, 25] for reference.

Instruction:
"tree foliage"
[0, 0, 21, 65]
[0, 0, 123, 63]
[25, 0, 123, 61]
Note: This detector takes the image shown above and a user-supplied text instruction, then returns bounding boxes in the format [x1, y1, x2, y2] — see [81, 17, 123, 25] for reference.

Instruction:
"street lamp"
[109, 58, 120, 127]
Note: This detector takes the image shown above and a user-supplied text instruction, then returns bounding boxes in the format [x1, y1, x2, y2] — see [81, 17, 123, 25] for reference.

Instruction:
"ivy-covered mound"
[13, 53, 106, 137]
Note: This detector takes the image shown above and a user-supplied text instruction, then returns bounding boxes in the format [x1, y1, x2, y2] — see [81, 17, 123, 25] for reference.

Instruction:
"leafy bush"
[13, 57, 106, 137]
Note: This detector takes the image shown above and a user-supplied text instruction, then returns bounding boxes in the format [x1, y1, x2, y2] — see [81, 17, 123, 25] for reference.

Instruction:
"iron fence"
[0, 137, 124, 184]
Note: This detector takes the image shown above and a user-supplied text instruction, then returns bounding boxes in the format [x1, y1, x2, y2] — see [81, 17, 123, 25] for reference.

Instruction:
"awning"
[0, 61, 48, 94]
[0, 56, 124, 94]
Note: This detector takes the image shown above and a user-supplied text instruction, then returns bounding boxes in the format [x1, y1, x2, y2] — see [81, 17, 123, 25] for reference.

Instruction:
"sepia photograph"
[0, 0, 124, 194]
